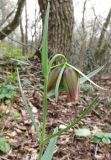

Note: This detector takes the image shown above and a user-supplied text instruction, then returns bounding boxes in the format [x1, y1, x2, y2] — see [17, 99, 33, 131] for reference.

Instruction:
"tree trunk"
[38, 0, 74, 57]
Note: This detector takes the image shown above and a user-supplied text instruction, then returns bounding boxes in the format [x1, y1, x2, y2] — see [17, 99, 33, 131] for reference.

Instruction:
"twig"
[94, 143, 99, 158]
[0, 156, 10, 160]
[0, 30, 38, 51]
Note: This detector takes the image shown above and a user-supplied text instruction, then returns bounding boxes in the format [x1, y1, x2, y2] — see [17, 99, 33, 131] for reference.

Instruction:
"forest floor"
[0, 59, 111, 160]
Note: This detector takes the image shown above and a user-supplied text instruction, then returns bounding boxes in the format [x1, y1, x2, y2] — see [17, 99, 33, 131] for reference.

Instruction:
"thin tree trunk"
[20, 18, 25, 55]
[95, 8, 111, 59]
[0, 0, 25, 40]
[24, 0, 28, 54]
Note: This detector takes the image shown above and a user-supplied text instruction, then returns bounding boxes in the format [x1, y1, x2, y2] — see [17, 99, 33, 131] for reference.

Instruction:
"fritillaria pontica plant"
[47, 54, 104, 102]
[17, 1, 105, 159]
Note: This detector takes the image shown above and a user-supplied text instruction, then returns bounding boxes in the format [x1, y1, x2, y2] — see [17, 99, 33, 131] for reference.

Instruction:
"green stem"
[49, 54, 67, 73]
[39, 75, 48, 159]
[51, 63, 64, 69]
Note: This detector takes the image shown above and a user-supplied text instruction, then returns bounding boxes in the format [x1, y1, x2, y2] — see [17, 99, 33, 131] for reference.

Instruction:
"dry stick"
[0, 30, 38, 51]
[0, 30, 38, 63]
[82, 0, 88, 34]
[0, 156, 10, 160]
[79, 0, 88, 66]
[95, 8, 111, 58]
[0, 8, 15, 27]
[92, 7, 111, 42]
[94, 143, 99, 158]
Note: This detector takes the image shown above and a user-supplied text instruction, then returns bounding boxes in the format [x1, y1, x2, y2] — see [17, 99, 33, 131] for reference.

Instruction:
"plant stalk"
[39, 75, 48, 159]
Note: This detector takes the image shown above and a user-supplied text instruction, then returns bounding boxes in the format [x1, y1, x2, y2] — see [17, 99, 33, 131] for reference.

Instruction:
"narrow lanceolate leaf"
[41, 2, 50, 77]
[67, 64, 105, 90]
[80, 65, 104, 84]
[17, 68, 41, 140]
[55, 65, 65, 102]
[63, 68, 79, 101]
[48, 67, 61, 92]
[41, 128, 58, 160]
[43, 96, 99, 143]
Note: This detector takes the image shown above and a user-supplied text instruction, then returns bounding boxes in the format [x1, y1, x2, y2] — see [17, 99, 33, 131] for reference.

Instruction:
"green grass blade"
[43, 96, 99, 143]
[10, 58, 30, 65]
[47, 88, 64, 97]
[80, 66, 104, 84]
[55, 65, 65, 102]
[41, 128, 58, 160]
[17, 68, 41, 140]
[67, 64, 105, 90]
[41, 1, 50, 77]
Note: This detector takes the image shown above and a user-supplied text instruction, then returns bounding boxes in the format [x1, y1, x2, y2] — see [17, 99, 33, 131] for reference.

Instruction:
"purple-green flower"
[48, 67, 61, 92]
[48, 67, 80, 101]
[62, 67, 80, 101]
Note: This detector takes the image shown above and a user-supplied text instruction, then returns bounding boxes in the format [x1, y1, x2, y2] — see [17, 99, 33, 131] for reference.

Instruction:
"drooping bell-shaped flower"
[48, 67, 61, 92]
[48, 66, 80, 101]
[63, 67, 80, 101]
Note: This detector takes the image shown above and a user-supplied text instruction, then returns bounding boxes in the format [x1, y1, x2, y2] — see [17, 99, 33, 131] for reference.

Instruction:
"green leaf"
[12, 111, 21, 121]
[55, 65, 65, 101]
[92, 132, 111, 144]
[41, 128, 58, 160]
[107, 133, 111, 138]
[39, 2, 51, 158]
[81, 84, 93, 93]
[102, 137, 110, 144]
[47, 88, 64, 97]
[17, 68, 41, 140]
[6, 84, 15, 90]
[95, 132, 111, 139]
[0, 84, 16, 101]
[103, 133, 111, 139]
[23, 79, 31, 85]
[67, 63, 105, 90]
[95, 132, 105, 138]
[0, 94, 5, 100]
[80, 66, 104, 84]
[41, 1, 50, 77]
[92, 136, 101, 143]
[0, 136, 10, 153]
[43, 96, 99, 143]
[75, 128, 91, 137]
